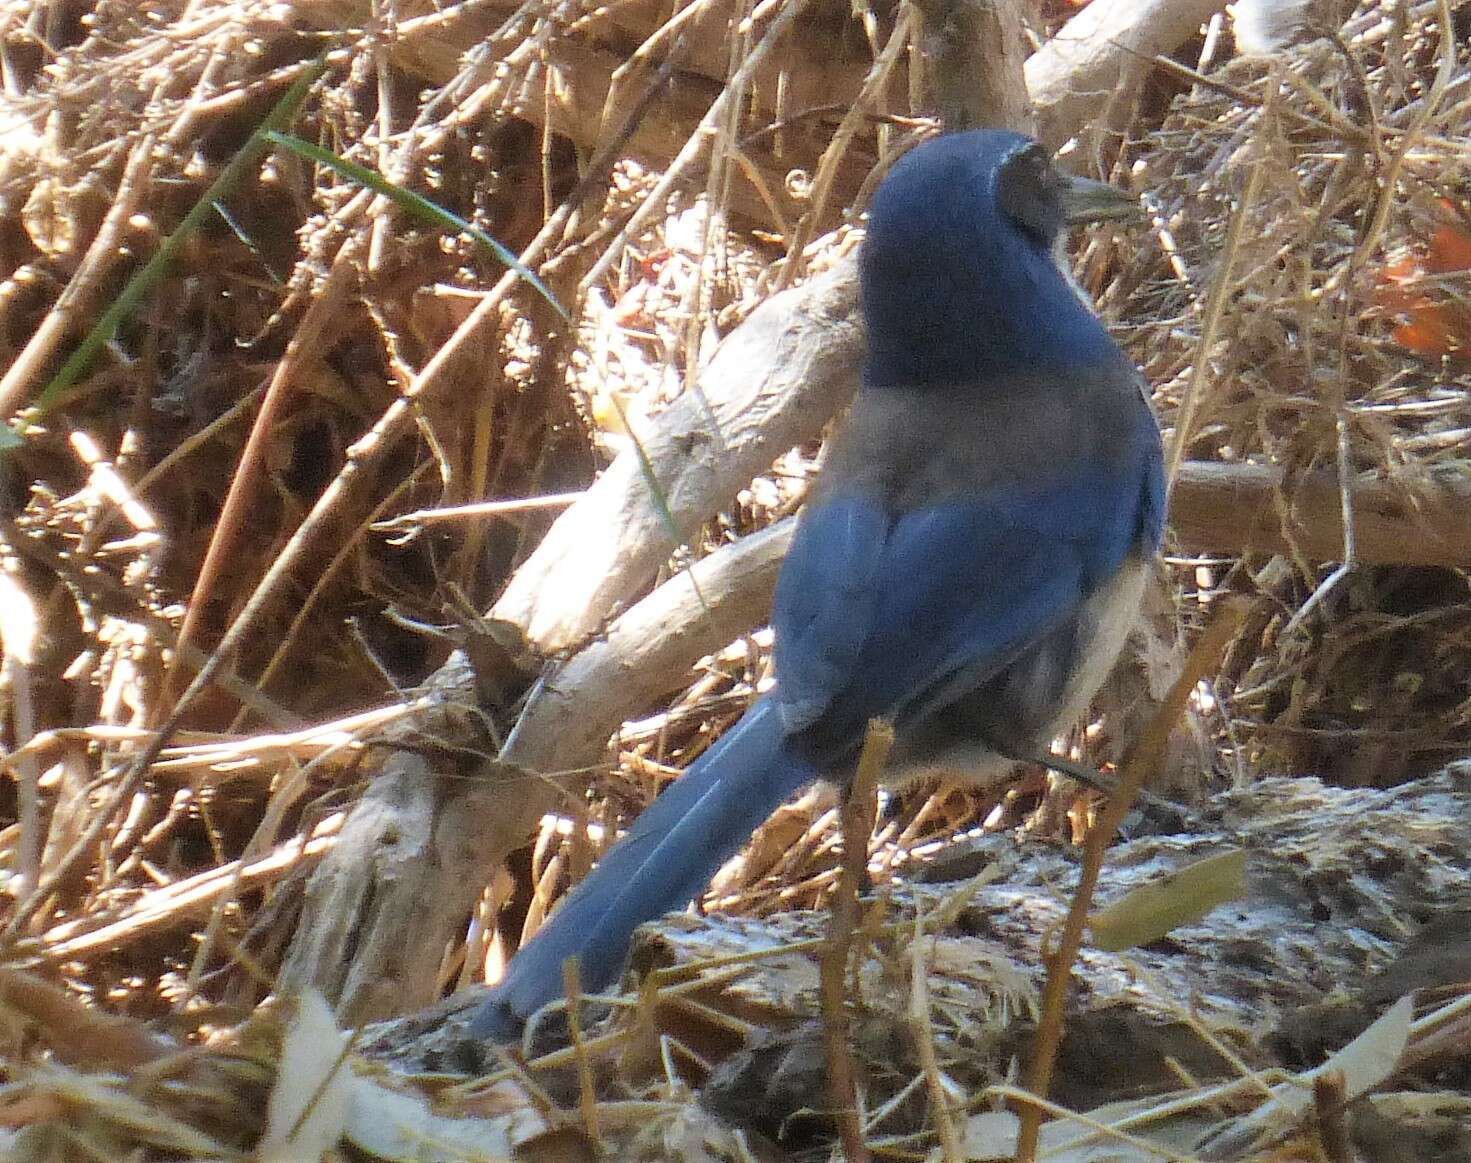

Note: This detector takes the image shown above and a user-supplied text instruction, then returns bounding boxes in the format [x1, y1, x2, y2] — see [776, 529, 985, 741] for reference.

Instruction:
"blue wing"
[767, 497, 890, 730]
[772, 455, 1159, 763]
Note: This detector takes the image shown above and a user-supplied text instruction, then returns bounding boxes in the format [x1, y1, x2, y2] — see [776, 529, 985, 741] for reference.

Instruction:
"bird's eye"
[996, 142, 1064, 242]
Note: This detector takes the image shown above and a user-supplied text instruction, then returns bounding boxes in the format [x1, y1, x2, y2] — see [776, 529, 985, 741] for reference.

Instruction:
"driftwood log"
[357, 772, 1471, 1160]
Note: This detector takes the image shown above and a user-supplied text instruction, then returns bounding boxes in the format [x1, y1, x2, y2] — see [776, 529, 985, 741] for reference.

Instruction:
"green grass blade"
[18, 57, 329, 429]
[266, 132, 699, 578]
[261, 130, 567, 322]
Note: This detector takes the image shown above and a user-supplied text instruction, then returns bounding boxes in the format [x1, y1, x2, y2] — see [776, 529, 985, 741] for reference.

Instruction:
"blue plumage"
[470, 128, 1165, 1041]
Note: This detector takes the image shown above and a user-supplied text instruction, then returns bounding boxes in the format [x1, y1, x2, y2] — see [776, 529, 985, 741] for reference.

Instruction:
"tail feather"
[469, 698, 816, 1039]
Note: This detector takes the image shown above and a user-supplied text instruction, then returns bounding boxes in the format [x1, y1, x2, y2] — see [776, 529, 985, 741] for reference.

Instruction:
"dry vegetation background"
[0, 0, 1470, 1156]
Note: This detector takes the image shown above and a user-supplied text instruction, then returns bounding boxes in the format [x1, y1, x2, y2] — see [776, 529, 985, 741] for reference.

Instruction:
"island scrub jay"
[471, 129, 1165, 1040]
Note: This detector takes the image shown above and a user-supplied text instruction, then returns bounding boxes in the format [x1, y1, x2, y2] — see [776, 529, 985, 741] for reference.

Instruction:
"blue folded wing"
[473, 409, 1163, 1041]
[772, 460, 1156, 762]
[770, 496, 890, 732]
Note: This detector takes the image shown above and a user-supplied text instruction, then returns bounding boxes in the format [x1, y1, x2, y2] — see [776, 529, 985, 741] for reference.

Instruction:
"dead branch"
[491, 258, 860, 655]
[281, 520, 794, 1021]
[489, 0, 1235, 655]
[1026, 0, 1231, 148]
[1172, 462, 1471, 568]
[914, 0, 1035, 132]
[276, 754, 476, 1024]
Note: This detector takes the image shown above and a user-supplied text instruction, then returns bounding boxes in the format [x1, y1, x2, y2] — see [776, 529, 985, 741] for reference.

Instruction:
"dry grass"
[0, 0, 1468, 1155]
[1104, 0, 1471, 786]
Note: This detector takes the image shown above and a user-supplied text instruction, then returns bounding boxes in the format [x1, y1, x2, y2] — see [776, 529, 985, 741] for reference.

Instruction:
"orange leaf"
[1393, 306, 1464, 356]
[1373, 207, 1471, 355]
[1424, 219, 1471, 275]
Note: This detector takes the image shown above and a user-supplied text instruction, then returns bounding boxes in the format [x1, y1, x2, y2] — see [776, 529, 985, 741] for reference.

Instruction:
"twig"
[1026, 0, 1234, 148]
[18, 55, 328, 424]
[1014, 600, 1248, 1162]
[576, 0, 816, 295]
[183, 758, 316, 1000]
[1164, 95, 1270, 495]
[96, 29, 677, 880]
[31, 817, 342, 962]
[164, 253, 356, 706]
[562, 958, 601, 1143]
[171, 36, 682, 741]
[908, 901, 962, 1163]
[231, 459, 438, 732]
[777, 6, 915, 285]
[1312, 1070, 1352, 1163]
[1284, 0, 1459, 638]
[1399, 990, 1471, 1071]
[0, 568, 40, 894]
[370, 491, 585, 534]
[820, 719, 891, 1163]
[0, 135, 155, 418]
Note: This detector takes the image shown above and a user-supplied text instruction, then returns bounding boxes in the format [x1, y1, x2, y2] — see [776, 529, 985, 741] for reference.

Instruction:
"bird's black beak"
[1056, 175, 1142, 225]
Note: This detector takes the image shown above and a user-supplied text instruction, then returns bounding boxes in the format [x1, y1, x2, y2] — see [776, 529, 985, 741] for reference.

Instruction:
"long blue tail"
[469, 698, 818, 1039]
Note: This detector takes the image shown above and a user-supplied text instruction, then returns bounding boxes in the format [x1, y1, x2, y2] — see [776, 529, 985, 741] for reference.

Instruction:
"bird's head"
[860, 129, 1138, 389]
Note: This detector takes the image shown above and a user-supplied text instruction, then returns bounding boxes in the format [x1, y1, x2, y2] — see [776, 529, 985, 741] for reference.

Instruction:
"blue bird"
[471, 128, 1165, 1041]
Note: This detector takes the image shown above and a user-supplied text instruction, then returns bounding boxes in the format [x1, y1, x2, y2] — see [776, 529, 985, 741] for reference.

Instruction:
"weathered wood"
[1171, 461, 1471, 569]
[913, 0, 1035, 132]
[277, 754, 488, 1023]
[450, 520, 801, 942]
[1027, 0, 1231, 148]
[363, 771, 1471, 1120]
[490, 257, 860, 655]
[279, 518, 795, 1022]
